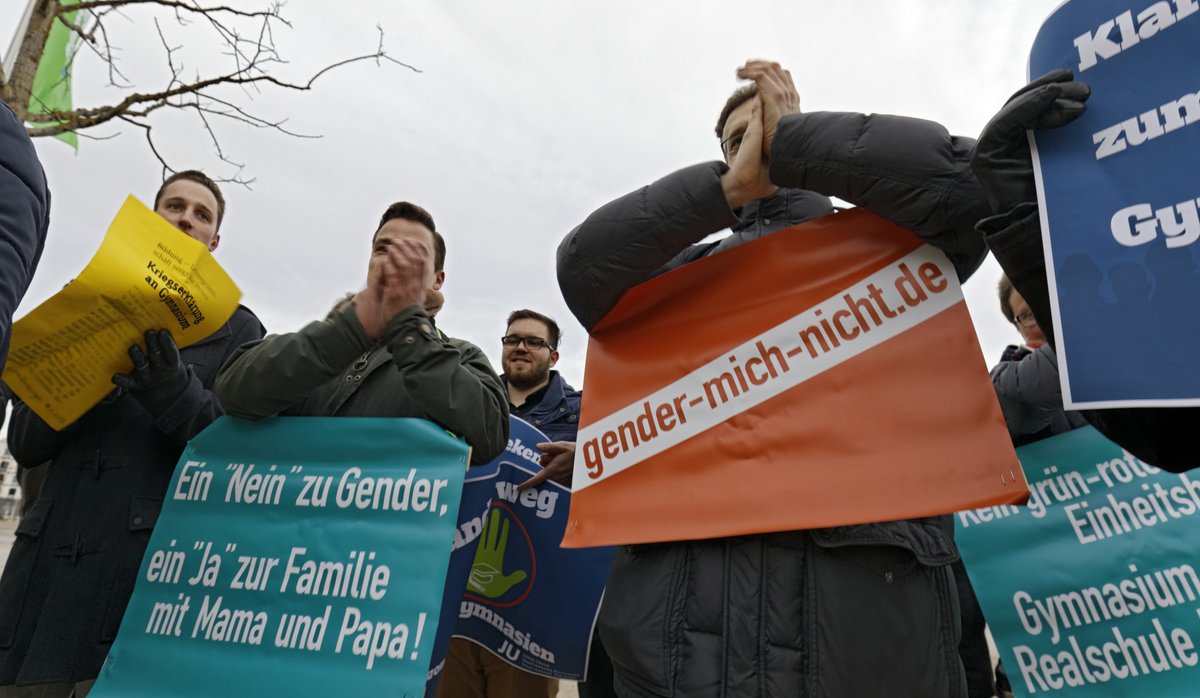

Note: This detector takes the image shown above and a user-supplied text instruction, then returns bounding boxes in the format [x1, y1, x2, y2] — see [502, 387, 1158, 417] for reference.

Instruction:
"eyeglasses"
[501, 335, 555, 351]
[1013, 311, 1038, 328]
[720, 131, 744, 159]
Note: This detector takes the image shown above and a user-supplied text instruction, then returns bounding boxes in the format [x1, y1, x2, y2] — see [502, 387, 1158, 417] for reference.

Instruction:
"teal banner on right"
[957, 426, 1200, 697]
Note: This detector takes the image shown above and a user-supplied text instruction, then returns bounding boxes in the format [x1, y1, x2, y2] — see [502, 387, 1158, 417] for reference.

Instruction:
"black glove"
[112, 329, 189, 416]
[970, 69, 1091, 215]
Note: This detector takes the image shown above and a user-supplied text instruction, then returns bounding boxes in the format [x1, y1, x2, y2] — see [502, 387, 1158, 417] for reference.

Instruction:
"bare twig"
[75, 129, 121, 141]
[63, 0, 283, 22]
[19, 0, 419, 181]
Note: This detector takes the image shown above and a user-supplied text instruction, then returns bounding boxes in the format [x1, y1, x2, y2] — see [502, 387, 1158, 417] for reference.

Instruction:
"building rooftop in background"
[0, 435, 23, 519]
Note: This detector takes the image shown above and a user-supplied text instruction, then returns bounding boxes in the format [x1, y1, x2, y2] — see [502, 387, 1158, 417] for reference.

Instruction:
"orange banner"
[563, 209, 1027, 548]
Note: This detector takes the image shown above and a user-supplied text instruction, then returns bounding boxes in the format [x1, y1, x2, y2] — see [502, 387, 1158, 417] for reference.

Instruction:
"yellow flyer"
[2, 196, 241, 430]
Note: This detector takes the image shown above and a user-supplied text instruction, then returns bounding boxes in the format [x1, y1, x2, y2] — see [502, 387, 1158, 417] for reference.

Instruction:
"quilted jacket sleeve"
[769, 112, 989, 281]
[557, 162, 738, 331]
[990, 344, 1065, 439]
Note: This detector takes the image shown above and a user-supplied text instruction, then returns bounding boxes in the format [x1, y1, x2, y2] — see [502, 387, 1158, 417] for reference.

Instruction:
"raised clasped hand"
[355, 238, 431, 340]
[736, 59, 800, 158]
[721, 96, 778, 209]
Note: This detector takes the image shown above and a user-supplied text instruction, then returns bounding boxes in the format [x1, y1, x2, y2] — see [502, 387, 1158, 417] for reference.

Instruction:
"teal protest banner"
[89, 417, 469, 698]
[957, 427, 1200, 697]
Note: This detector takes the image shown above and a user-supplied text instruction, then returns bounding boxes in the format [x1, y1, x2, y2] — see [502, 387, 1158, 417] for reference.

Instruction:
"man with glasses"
[500, 310, 580, 472]
[437, 308, 588, 698]
[992, 275, 1085, 446]
[557, 60, 992, 696]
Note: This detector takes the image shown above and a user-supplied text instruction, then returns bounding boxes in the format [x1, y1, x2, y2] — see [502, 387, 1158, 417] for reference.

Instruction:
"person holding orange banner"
[0, 171, 265, 698]
[557, 61, 992, 697]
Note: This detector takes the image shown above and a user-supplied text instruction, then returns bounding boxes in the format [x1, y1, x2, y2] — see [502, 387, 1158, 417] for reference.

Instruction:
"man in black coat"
[0, 99, 50, 376]
[0, 171, 264, 698]
[557, 60, 991, 697]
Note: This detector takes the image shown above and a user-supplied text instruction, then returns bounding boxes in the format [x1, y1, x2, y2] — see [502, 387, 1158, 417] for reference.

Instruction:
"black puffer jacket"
[991, 343, 1088, 446]
[982, 204, 1198, 472]
[558, 112, 990, 697]
[0, 99, 50, 376]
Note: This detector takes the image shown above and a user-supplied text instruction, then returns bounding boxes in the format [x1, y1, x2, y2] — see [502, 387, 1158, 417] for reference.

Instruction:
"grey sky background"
[3, 1, 1065, 388]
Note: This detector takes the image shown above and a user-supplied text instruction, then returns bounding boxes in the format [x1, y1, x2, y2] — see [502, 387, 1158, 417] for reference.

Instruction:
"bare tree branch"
[62, 0, 284, 22]
[116, 113, 171, 173]
[79, 15, 134, 88]
[10, 0, 418, 182]
[75, 129, 121, 141]
[24, 46, 413, 131]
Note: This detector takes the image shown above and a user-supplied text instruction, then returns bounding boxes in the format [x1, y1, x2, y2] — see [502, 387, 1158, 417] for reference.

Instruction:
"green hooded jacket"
[215, 304, 508, 464]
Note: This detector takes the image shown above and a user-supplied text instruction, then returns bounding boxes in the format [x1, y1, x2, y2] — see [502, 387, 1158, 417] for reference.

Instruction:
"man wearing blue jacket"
[438, 308, 586, 698]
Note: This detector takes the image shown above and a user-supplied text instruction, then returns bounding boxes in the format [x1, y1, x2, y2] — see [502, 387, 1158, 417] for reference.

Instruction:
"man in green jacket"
[215, 201, 508, 464]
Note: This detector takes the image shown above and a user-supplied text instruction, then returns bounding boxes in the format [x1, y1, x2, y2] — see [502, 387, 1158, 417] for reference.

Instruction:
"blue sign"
[1030, 0, 1200, 407]
[426, 417, 614, 689]
[90, 417, 469, 698]
[956, 427, 1200, 697]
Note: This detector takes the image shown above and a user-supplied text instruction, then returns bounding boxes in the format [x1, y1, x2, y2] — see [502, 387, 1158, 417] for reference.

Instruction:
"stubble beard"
[505, 356, 550, 391]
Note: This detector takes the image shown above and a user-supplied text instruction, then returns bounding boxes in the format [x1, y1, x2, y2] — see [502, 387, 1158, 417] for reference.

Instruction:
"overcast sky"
[3, 0, 1066, 388]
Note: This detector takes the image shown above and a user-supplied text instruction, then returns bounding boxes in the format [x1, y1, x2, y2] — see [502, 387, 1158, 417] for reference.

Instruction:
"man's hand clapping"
[355, 238, 431, 341]
[721, 98, 777, 209]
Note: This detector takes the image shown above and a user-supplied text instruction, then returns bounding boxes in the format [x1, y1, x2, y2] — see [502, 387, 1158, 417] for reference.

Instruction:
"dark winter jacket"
[0, 100, 50, 376]
[506, 371, 581, 442]
[557, 111, 990, 697]
[991, 344, 1087, 446]
[0, 307, 264, 685]
[957, 342, 1086, 697]
[215, 304, 508, 466]
[981, 204, 1198, 471]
